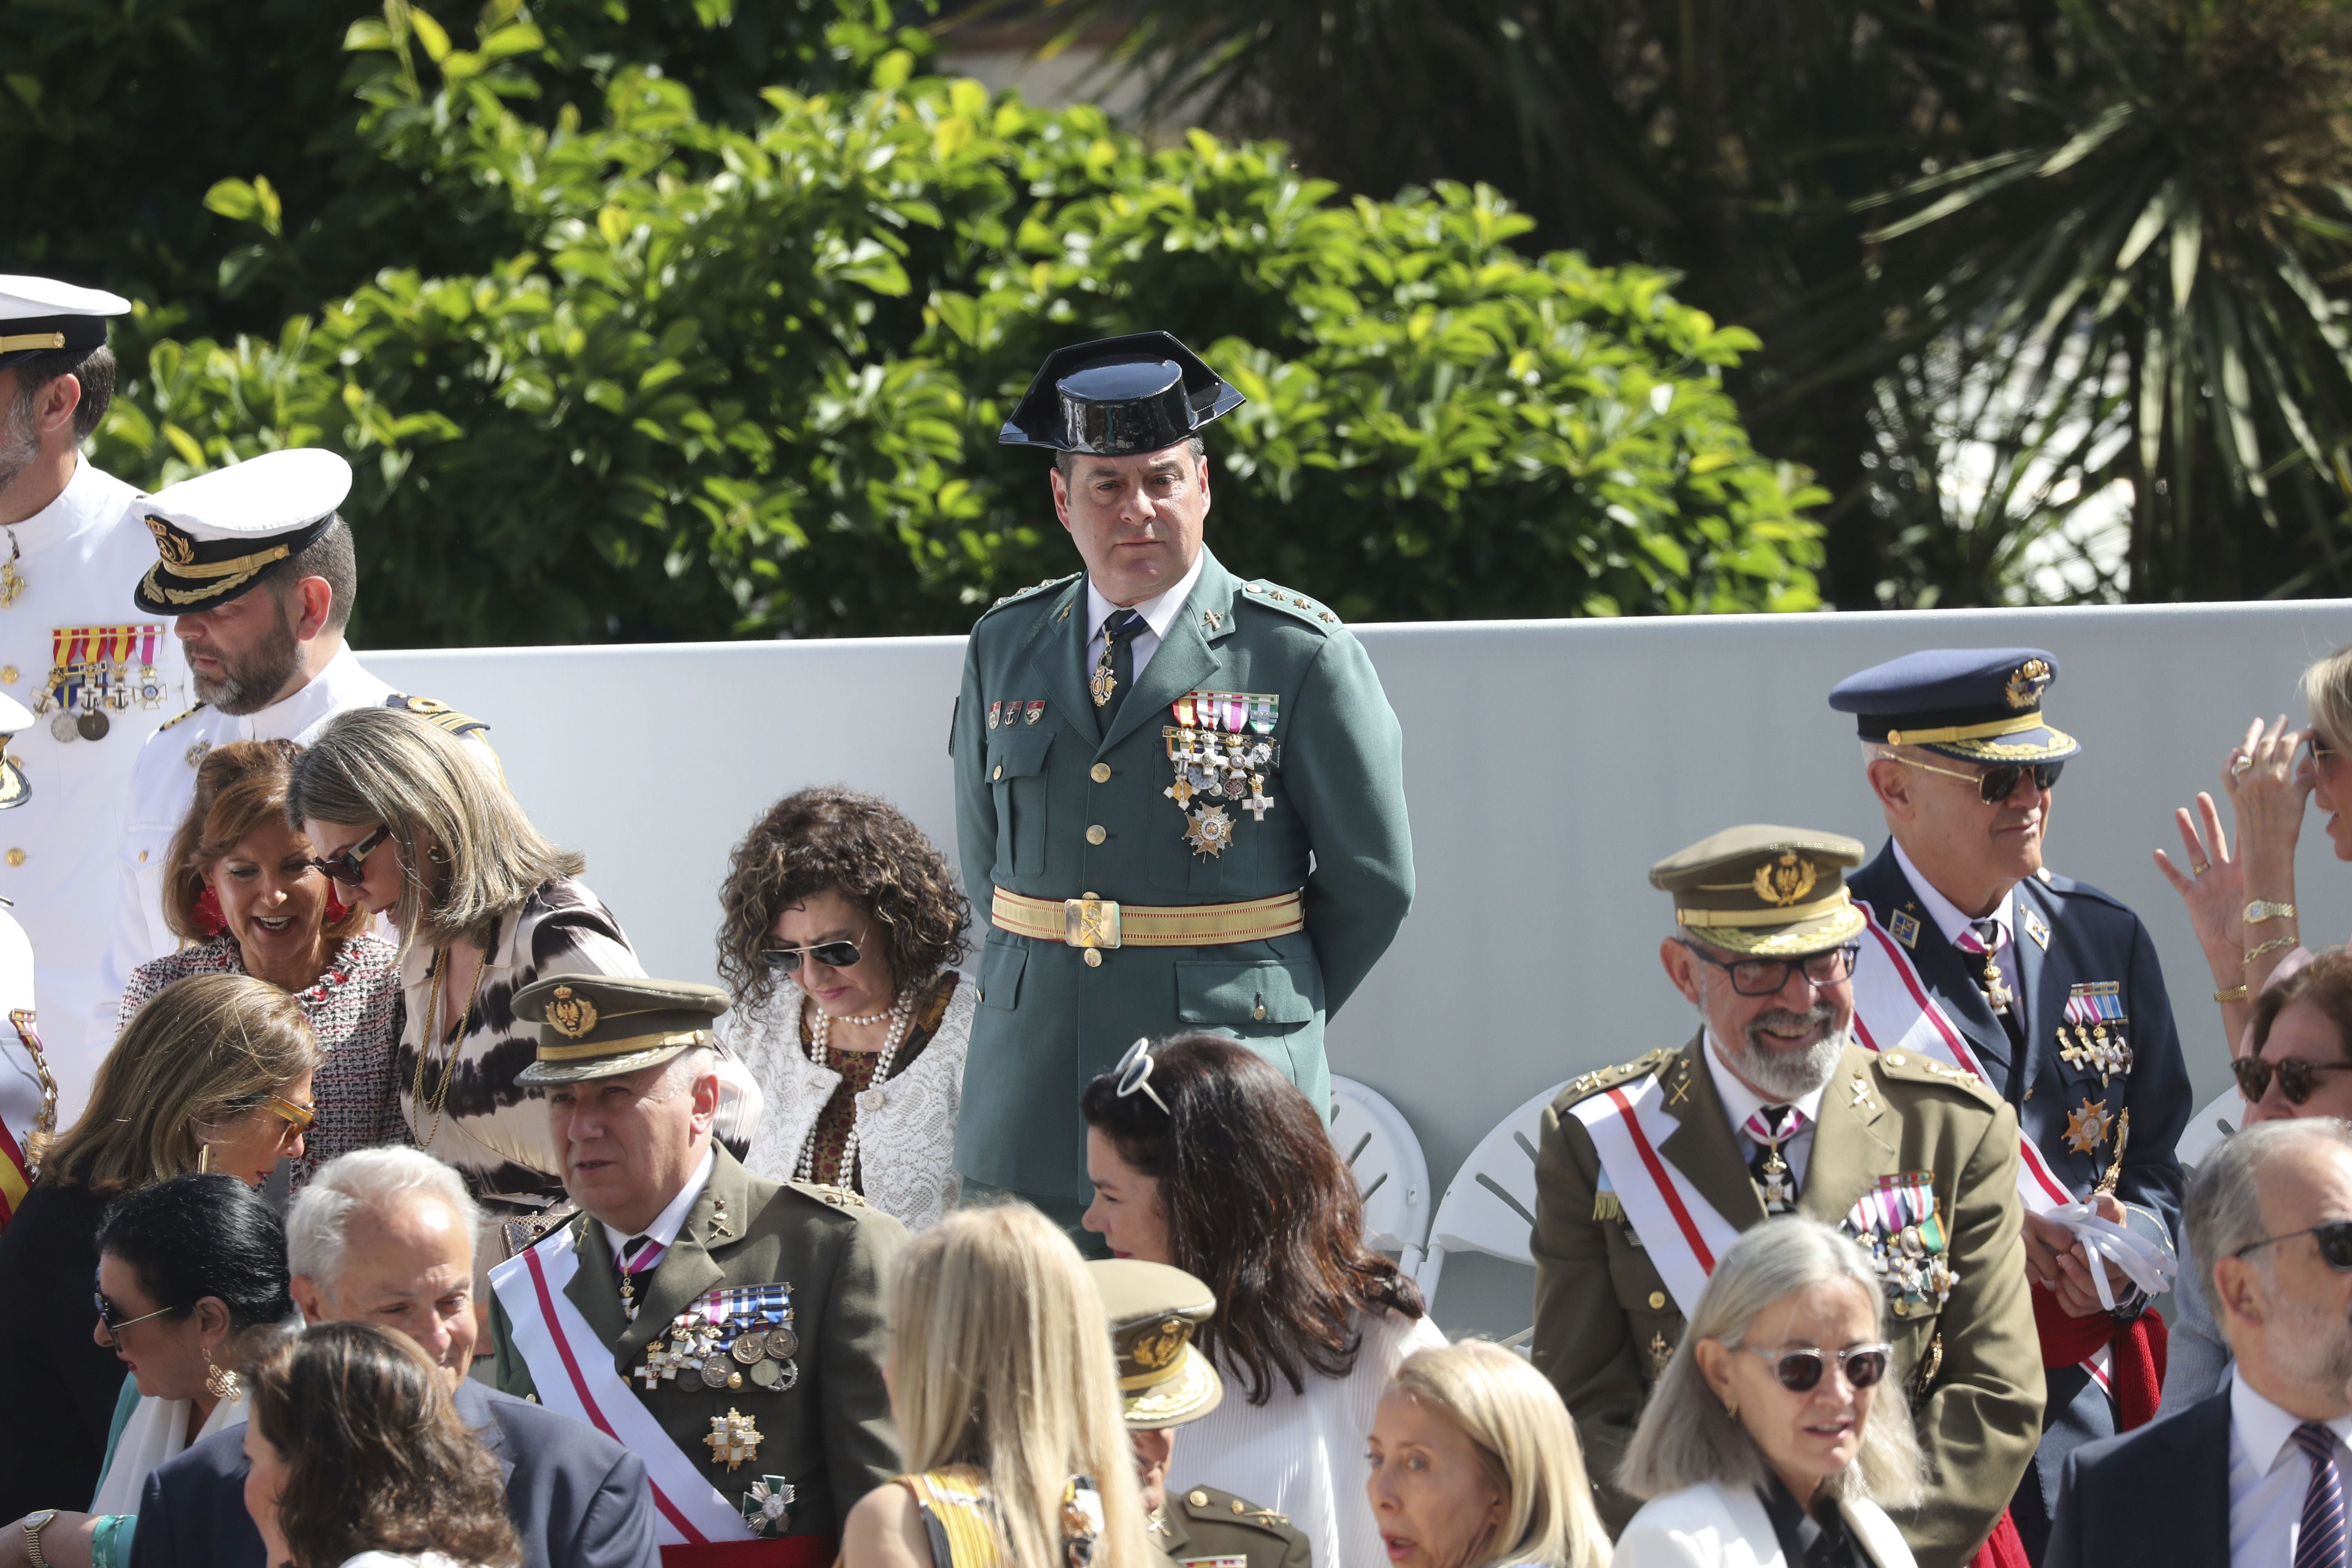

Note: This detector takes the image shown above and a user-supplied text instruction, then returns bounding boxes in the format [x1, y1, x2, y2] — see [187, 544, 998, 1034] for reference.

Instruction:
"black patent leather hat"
[998, 331, 1245, 454]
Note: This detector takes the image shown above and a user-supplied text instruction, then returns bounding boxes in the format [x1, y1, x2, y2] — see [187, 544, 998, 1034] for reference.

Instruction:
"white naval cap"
[0, 274, 130, 371]
[0, 692, 30, 810]
[132, 448, 353, 616]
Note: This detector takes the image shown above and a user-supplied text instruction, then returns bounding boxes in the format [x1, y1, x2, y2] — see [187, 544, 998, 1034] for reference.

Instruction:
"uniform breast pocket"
[975, 937, 1027, 1011]
[986, 730, 1054, 878]
[1175, 959, 1320, 1031]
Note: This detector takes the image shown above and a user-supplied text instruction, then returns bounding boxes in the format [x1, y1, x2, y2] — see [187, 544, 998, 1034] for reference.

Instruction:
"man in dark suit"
[2049, 1117, 2352, 1568]
[131, 1146, 658, 1568]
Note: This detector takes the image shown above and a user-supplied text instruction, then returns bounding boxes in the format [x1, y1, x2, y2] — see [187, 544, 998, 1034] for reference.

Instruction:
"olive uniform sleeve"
[489, 1289, 539, 1402]
[817, 1208, 908, 1511]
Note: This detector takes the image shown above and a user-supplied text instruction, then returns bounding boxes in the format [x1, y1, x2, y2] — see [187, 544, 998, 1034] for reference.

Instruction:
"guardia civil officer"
[1091, 1258, 1311, 1568]
[488, 974, 903, 1561]
[1832, 649, 2190, 1560]
[952, 333, 1414, 1225]
[95, 448, 489, 1045]
[0, 691, 53, 1225]
[1529, 825, 2042, 1568]
[0, 279, 193, 1115]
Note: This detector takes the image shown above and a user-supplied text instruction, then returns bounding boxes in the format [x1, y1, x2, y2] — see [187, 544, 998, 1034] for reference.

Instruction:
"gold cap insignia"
[1129, 1317, 1187, 1373]
[2004, 658, 2053, 710]
[1752, 851, 1819, 908]
[548, 985, 599, 1038]
[145, 515, 194, 566]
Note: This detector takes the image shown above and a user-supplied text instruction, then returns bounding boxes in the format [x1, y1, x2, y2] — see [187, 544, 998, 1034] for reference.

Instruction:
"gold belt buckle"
[1064, 896, 1122, 950]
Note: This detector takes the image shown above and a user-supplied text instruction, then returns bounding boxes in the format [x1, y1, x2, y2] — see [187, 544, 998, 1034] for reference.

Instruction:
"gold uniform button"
[1231, 1501, 1246, 1516]
[1187, 1491, 1208, 1509]
[1253, 1003, 1267, 1021]
[1886, 1053, 1906, 1067]
[1647, 1291, 1666, 1310]
[138, 850, 148, 862]
[1083, 949, 1103, 968]
[3, 849, 20, 867]
[992, 764, 1003, 781]
[1090, 762, 1112, 783]
[0, 666, 15, 684]
[1086, 824, 1107, 845]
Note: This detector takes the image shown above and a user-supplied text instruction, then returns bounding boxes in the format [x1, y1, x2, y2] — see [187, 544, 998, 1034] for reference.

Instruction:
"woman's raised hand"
[2154, 790, 2245, 972]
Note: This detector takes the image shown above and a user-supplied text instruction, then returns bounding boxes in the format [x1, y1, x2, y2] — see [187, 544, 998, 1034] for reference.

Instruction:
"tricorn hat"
[998, 331, 1244, 456]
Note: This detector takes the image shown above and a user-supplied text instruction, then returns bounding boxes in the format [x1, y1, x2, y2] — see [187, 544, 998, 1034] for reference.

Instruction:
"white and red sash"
[1568, 1072, 1744, 1317]
[489, 1226, 756, 1547]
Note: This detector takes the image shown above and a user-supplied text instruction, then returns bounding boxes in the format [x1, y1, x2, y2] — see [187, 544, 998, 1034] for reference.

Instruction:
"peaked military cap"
[511, 974, 730, 1085]
[0, 275, 129, 373]
[1829, 647, 2079, 764]
[0, 693, 30, 808]
[998, 331, 1245, 456]
[1652, 824, 1868, 957]
[133, 448, 353, 616]
[1090, 1259, 1223, 1430]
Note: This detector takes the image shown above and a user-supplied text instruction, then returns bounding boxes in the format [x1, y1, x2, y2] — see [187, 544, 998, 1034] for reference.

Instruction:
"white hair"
[286, 1146, 482, 1288]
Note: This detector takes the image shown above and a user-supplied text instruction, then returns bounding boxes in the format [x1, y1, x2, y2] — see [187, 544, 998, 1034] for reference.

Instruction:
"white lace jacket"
[730, 973, 974, 1232]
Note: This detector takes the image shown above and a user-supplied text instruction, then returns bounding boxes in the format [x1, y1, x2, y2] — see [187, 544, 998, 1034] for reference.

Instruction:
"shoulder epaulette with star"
[1870, 1048, 2006, 1109]
[980, 572, 1082, 618]
[1238, 579, 1342, 630]
[383, 692, 489, 740]
[785, 1179, 872, 1213]
[1558, 1047, 1673, 1108]
[1176, 1486, 1296, 1538]
[157, 702, 208, 732]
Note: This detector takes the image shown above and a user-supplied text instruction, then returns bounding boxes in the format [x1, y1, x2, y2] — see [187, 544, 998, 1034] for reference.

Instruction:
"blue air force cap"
[1828, 647, 2079, 763]
[998, 331, 1244, 456]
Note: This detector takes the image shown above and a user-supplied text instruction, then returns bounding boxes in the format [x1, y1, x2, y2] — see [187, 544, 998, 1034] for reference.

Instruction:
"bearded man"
[1530, 824, 2043, 1568]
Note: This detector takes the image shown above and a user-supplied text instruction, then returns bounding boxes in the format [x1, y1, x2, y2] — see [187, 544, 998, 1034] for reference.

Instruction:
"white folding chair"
[1413, 1079, 1572, 1305]
[1329, 1076, 1433, 1277]
[2176, 1085, 2242, 1170]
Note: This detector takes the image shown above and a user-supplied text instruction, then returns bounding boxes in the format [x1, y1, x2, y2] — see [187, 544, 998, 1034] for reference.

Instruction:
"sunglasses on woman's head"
[2232, 1054, 2352, 1106]
[760, 936, 864, 975]
[1743, 1343, 1893, 1393]
[307, 824, 392, 887]
[1113, 1037, 1170, 1115]
[2233, 1219, 2352, 1271]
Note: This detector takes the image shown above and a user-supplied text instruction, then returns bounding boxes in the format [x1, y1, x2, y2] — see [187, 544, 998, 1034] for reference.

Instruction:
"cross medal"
[1758, 1143, 1795, 1214]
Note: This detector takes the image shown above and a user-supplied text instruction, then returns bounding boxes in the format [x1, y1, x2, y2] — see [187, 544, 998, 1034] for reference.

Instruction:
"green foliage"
[88, 14, 1823, 646]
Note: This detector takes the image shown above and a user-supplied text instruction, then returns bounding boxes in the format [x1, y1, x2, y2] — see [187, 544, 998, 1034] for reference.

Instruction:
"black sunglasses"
[1902, 756, 2065, 805]
[2231, 1055, 2352, 1107]
[307, 823, 391, 887]
[2233, 1219, 2352, 1271]
[1682, 941, 1862, 998]
[1744, 1342, 1893, 1393]
[760, 936, 864, 975]
[92, 1285, 176, 1339]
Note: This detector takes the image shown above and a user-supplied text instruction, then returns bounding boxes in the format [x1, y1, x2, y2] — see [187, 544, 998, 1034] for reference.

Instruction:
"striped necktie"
[1955, 916, 2015, 1017]
[2297, 1422, 2347, 1568]
[621, 1234, 666, 1275]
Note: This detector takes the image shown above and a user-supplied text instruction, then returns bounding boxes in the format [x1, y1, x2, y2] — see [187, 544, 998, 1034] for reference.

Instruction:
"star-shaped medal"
[741, 1475, 796, 1537]
[1184, 805, 1234, 858]
[705, 1408, 763, 1471]
[2063, 1096, 2113, 1155]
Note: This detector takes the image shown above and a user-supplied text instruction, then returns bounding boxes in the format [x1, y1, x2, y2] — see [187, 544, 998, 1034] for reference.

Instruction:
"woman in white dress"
[1079, 1034, 1444, 1568]
[1614, 1219, 1926, 1568]
[719, 787, 975, 1230]
[241, 1321, 518, 1568]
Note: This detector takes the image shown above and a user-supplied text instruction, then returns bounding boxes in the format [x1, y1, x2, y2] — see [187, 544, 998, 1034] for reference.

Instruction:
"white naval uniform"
[0, 906, 43, 1207]
[0, 456, 190, 1118]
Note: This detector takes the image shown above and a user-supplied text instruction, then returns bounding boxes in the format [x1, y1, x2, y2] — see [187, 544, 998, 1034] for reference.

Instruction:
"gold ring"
[2192, 862, 2212, 876]
[2234, 754, 2255, 776]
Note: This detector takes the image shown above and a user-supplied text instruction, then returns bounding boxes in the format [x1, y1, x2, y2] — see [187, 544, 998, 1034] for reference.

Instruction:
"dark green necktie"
[1095, 608, 1147, 730]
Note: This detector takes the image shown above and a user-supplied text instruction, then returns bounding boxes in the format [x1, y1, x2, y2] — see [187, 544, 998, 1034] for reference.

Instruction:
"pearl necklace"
[796, 989, 916, 1185]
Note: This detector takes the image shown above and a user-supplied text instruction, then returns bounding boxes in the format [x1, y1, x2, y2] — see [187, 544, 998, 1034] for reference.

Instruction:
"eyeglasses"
[1682, 941, 1862, 998]
[1113, 1037, 1170, 1114]
[2231, 1055, 2352, 1106]
[1897, 756, 2065, 805]
[92, 1283, 178, 1340]
[760, 935, 864, 975]
[263, 1092, 316, 1138]
[2232, 1218, 2352, 1271]
[1743, 1342, 1893, 1393]
[307, 824, 391, 887]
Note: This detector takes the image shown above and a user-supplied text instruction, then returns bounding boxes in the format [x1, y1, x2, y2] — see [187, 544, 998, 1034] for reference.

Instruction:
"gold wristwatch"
[2245, 899, 2298, 925]
[22, 1509, 58, 1568]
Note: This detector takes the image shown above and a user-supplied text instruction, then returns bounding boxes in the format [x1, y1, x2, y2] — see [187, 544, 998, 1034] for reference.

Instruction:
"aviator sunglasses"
[1898, 756, 2066, 805]
[2231, 1054, 2352, 1107]
[307, 824, 392, 887]
[2233, 1219, 2352, 1272]
[760, 934, 865, 975]
[1744, 1342, 1893, 1393]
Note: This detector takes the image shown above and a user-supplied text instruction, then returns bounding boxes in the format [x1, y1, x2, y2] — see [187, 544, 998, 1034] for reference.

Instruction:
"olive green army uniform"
[1152, 1485, 1312, 1568]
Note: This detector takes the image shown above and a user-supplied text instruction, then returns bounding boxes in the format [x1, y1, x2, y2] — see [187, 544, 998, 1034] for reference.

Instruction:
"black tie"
[1095, 609, 1147, 730]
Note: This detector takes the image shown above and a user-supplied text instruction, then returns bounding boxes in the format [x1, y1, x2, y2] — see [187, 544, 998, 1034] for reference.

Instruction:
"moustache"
[1746, 1006, 1836, 1048]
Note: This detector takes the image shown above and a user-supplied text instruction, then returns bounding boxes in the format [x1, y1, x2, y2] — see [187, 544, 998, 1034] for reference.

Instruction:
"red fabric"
[1971, 1510, 2030, 1568]
[660, 1540, 836, 1568]
[324, 891, 350, 923]
[193, 886, 227, 935]
[2031, 1284, 2170, 1429]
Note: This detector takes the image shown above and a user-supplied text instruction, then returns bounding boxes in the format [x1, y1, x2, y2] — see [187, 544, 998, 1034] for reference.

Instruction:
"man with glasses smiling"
[1834, 647, 2191, 1559]
[1531, 824, 2042, 1568]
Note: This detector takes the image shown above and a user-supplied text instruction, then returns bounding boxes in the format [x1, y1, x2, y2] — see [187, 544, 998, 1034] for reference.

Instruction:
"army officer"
[952, 332, 1414, 1227]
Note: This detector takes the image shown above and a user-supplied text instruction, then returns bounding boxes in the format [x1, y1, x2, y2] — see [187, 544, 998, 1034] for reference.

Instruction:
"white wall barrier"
[374, 597, 2352, 1330]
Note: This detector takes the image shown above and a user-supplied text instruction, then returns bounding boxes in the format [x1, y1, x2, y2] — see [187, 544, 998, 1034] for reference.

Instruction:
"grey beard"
[2262, 1272, 2352, 1396]
[1711, 1008, 1849, 1099]
[192, 610, 303, 715]
[0, 393, 40, 494]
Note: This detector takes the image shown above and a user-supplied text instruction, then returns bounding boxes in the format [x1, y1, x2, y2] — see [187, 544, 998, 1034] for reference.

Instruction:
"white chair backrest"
[2176, 1086, 2241, 1170]
[1329, 1075, 1432, 1271]
[1413, 1078, 1572, 1302]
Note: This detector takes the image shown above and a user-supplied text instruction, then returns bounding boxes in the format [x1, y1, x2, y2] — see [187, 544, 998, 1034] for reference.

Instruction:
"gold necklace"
[412, 946, 484, 1150]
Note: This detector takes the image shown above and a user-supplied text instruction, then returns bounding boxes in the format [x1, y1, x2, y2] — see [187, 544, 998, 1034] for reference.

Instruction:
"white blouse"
[1166, 1305, 1447, 1568]
[89, 1387, 246, 1515]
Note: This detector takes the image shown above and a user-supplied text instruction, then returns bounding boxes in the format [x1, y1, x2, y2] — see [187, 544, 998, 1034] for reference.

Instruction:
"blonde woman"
[1366, 1341, 1609, 1568]
[0, 974, 318, 1525]
[842, 1204, 1151, 1568]
[1615, 1219, 1925, 1568]
[288, 707, 760, 1205]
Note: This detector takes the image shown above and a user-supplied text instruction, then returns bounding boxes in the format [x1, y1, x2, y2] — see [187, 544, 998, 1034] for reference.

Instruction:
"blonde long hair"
[1387, 1342, 1609, 1568]
[888, 1205, 1151, 1568]
[2303, 643, 2352, 754]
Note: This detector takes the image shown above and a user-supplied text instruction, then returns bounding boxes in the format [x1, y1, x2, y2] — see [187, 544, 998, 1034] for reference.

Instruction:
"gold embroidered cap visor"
[510, 974, 732, 1086]
[1828, 646, 2082, 764]
[1651, 824, 1871, 959]
[1090, 1259, 1224, 1430]
[130, 447, 354, 615]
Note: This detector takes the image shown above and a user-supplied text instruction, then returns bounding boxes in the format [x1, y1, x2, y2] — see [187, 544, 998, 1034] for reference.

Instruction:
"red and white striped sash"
[1568, 1072, 1745, 1318]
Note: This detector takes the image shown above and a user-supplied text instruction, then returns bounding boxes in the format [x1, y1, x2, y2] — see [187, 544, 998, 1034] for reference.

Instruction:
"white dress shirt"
[604, 1145, 717, 1268]
[2228, 1368, 2352, 1568]
[1703, 1036, 1828, 1189]
[1082, 549, 1205, 687]
[1893, 837, 2021, 1003]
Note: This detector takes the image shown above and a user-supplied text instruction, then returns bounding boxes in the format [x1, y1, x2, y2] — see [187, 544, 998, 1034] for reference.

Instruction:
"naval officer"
[0, 692, 53, 1228]
[952, 332, 1413, 1226]
[1529, 824, 2042, 1568]
[1833, 648, 2190, 1561]
[95, 448, 489, 1044]
[0, 278, 191, 1116]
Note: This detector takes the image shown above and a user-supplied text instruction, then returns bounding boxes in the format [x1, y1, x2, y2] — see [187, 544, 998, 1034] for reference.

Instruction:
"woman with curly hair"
[718, 786, 974, 1230]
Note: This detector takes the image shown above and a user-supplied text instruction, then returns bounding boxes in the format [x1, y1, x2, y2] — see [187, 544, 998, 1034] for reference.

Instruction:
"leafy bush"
[89, 6, 1825, 645]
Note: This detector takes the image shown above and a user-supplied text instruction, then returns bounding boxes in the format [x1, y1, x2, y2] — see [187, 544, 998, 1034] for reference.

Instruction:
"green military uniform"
[487, 976, 906, 1547]
[954, 333, 1413, 1209]
[1528, 828, 2043, 1568]
[1153, 1485, 1312, 1568]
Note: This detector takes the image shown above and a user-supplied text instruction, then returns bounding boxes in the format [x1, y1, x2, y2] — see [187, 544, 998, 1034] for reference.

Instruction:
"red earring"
[193, 886, 227, 936]
[325, 891, 351, 924]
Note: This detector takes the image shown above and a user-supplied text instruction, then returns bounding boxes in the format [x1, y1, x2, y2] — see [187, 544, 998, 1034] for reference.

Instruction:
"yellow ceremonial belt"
[989, 887, 1305, 949]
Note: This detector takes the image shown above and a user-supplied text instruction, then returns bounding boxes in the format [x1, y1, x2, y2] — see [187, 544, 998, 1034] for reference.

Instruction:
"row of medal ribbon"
[1165, 690, 1281, 857]
[1843, 1172, 1957, 1313]
[635, 1283, 800, 1395]
[31, 625, 175, 741]
[2057, 981, 2132, 1086]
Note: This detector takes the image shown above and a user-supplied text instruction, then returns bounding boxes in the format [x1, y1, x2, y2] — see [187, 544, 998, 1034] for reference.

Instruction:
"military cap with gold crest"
[1829, 646, 2079, 764]
[132, 448, 352, 615]
[511, 973, 730, 1085]
[1088, 1259, 1223, 1430]
[1651, 824, 1868, 957]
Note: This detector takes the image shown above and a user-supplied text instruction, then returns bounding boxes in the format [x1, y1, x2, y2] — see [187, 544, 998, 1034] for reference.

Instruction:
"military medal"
[705, 1409, 762, 1471]
[2059, 983, 2131, 1084]
[1844, 1173, 1957, 1313]
[741, 1476, 796, 1537]
[0, 529, 22, 609]
[2064, 1096, 2112, 1155]
[1090, 650, 1119, 707]
[1185, 805, 1234, 858]
[988, 701, 1001, 730]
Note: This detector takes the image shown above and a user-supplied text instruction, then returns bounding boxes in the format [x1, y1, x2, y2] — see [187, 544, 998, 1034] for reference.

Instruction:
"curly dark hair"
[716, 785, 972, 1010]
[1081, 1034, 1424, 1405]
[244, 1322, 520, 1568]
